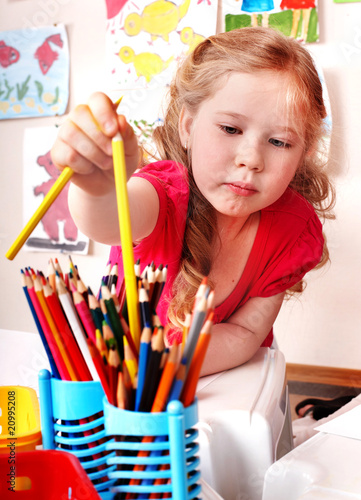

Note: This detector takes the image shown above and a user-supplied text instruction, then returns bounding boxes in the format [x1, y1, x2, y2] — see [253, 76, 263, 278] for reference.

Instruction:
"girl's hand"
[51, 92, 139, 197]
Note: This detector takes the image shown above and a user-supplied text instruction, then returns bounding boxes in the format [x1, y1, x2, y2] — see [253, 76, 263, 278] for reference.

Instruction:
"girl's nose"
[235, 140, 264, 172]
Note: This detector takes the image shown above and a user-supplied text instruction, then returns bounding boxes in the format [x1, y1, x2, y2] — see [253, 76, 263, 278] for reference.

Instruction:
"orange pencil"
[47, 258, 56, 292]
[33, 274, 76, 381]
[108, 344, 121, 406]
[25, 272, 70, 380]
[151, 342, 179, 413]
[43, 281, 92, 381]
[181, 313, 214, 407]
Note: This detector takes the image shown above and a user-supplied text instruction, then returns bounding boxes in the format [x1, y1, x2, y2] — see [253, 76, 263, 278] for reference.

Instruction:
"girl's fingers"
[87, 91, 119, 137]
[53, 120, 114, 173]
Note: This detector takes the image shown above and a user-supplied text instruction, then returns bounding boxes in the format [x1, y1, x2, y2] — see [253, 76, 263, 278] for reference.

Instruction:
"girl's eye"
[269, 138, 291, 148]
[220, 125, 240, 135]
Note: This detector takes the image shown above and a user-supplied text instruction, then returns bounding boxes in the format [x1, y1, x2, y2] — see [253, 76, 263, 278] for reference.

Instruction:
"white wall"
[1, 0, 360, 369]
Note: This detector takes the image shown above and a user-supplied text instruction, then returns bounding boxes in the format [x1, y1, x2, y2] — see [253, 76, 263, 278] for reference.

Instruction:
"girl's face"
[180, 70, 306, 223]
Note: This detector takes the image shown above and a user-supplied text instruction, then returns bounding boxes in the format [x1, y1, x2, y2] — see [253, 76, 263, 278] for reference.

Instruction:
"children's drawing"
[224, 0, 319, 42]
[23, 127, 89, 255]
[240, 0, 274, 27]
[122, 0, 191, 41]
[0, 41, 20, 67]
[0, 24, 69, 120]
[104, 0, 217, 149]
[119, 46, 174, 82]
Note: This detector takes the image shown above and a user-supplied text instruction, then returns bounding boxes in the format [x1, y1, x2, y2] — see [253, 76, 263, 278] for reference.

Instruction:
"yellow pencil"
[6, 166, 74, 260]
[112, 132, 141, 350]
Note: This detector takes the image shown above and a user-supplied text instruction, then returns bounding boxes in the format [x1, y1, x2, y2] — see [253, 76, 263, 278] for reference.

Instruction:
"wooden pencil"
[33, 274, 76, 381]
[43, 280, 92, 381]
[47, 258, 56, 292]
[21, 270, 60, 378]
[26, 272, 70, 380]
[139, 284, 151, 329]
[101, 285, 125, 359]
[56, 273, 99, 381]
[88, 287, 105, 332]
[181, 314, 214, 407]
[86, 338, 111, 403]
[112, 131, 141, 350]
[108, 344, 121, 406]
[134, 325, 152, 411]
[183, 293, 208, 375]
[72, 288, 97, 344]
[138, 326, 165, 412]
[151, 342, 179, 412]
[5, 166, 74, 260]
[123, 336, 138, 387]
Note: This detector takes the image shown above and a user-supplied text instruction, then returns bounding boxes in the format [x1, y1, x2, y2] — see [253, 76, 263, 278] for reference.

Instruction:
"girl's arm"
[200, 292, 285, 376]
[51, 92, 159, 245]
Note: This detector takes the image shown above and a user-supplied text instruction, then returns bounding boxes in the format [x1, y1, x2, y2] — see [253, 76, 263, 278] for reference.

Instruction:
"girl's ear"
[178, 106, 194, 147]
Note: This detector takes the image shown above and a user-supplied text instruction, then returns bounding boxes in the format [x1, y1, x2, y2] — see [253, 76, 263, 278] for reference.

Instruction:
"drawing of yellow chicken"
[119, 46, 174, 83]
[123, 0, 191, 42]
[179, 27, 205, 54]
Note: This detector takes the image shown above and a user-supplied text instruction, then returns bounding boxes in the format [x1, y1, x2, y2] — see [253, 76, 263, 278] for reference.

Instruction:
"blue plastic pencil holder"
[103, 397, 201, 499]
[38, 369, 116, 497]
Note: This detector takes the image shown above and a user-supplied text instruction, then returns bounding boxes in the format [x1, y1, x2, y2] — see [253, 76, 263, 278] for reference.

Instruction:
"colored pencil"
[6, 166, 74, 260]
[123, 336, 138, 387]
[108, 344, 121, 406]
[56, 274, 99, 381]
[21, 269, 60, 378]
[151, 342, 179, 412]
[26, 273, 70, 380]
[33, 274, 76, 381]
[86, 337, 111, 402]
[47, 258, 56, 292]
[72, 288, 97, 344]
[43, 280, 92, 381]
[112, 131, 141, 349]
[101, 284, 126, 358]
[88, 287, 105, 332]
[183, 293, 208, 375]
[181, 314, 214, 407]
[134, 325, 152, 411]
[139, 284, 151, 329]
[138, 326, 165, 412]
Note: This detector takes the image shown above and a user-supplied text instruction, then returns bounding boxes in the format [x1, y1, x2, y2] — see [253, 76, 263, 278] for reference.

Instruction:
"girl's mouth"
[226, 182, 258, 197]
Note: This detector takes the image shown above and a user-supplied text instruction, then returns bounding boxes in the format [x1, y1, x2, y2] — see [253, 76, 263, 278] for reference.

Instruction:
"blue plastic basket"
[103, 397, 201, 499]
[38, 369, 115, 497]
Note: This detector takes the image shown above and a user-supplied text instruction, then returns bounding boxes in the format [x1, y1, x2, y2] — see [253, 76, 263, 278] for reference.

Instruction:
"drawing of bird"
[119, 46, 174, 83]
[179, 27, 205, 54]
[123, 0, 191, 42]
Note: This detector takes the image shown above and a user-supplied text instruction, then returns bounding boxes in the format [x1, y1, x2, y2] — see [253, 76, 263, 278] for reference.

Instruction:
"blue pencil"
[134, 325, 152, 411]
[20, 269, 60, 378]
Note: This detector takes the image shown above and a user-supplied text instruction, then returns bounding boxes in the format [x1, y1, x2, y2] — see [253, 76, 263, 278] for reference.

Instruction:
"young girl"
[51, 27, 334, 376]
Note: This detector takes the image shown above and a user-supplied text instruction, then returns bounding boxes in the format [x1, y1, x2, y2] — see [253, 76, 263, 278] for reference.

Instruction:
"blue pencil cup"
[38, 369, 116, 497]
[103, 398, 201, 499]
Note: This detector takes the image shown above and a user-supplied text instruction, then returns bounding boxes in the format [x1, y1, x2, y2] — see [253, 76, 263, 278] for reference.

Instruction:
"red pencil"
[72, 288, 96, 343]
[43, 281, 92, 381]
[25, 272, 70, 380]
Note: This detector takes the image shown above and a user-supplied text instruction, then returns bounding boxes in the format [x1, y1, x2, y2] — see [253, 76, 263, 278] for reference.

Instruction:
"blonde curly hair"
[144, 27, 335, 329]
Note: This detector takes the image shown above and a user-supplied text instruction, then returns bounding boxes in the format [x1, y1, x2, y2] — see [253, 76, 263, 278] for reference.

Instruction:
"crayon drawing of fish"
[0, 41, 20, 68]
[34, 33, 63, 75]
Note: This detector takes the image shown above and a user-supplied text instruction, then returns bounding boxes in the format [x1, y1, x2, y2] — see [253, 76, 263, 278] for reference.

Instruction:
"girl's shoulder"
[263, 187, 318, 223]
[136, 160, 188, 190]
